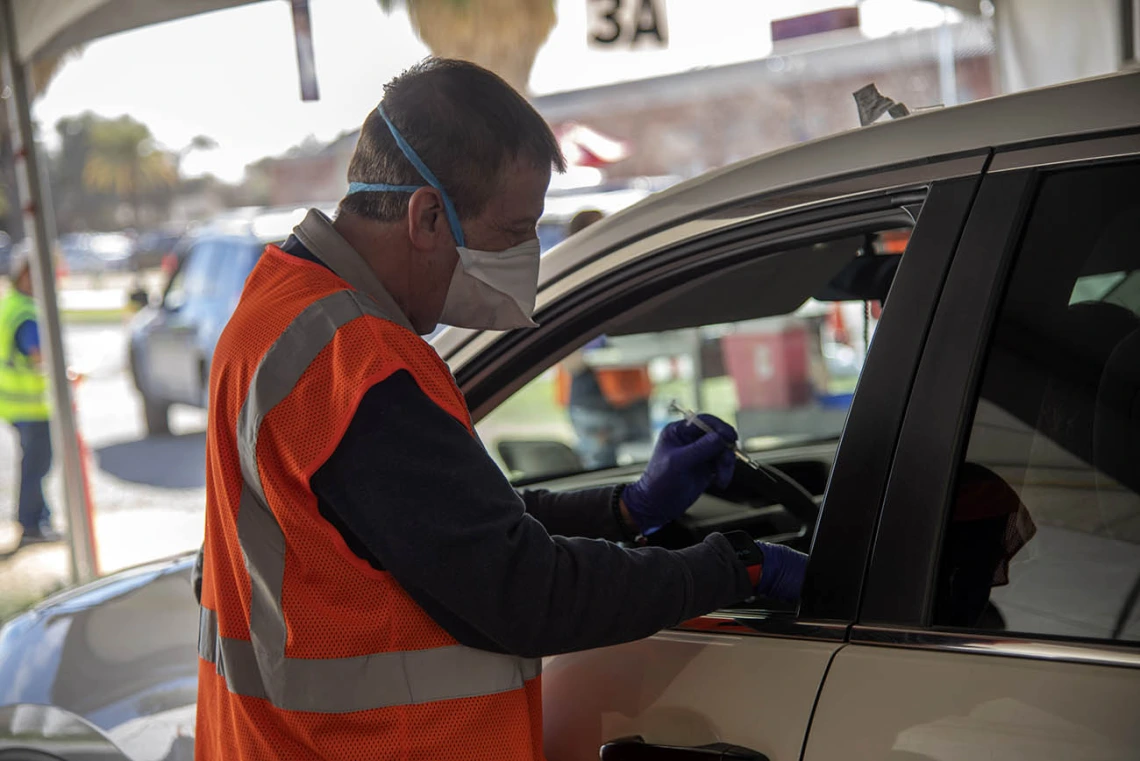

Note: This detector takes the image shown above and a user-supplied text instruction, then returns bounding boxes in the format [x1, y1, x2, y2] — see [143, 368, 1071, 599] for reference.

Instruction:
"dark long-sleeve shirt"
[281, 234, 754, 657]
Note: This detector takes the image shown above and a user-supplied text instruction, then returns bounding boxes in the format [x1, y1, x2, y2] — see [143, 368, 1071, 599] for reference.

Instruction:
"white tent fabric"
[934, 0, 1130, 94]
[10, 0, 266, 63]
[993, 0, 1124, 92]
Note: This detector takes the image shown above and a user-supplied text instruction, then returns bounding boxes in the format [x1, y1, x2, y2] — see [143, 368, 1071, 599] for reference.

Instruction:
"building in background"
[251, 17, 993, 207]
[538, 17, 995, 181]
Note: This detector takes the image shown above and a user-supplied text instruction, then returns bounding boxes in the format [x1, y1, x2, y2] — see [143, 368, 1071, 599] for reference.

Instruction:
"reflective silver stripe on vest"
[199, 607, 541, 713]
[199, 288, 540, 713]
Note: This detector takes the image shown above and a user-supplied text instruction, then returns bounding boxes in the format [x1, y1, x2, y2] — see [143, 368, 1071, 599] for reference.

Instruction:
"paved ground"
[0, 319, 207, 619]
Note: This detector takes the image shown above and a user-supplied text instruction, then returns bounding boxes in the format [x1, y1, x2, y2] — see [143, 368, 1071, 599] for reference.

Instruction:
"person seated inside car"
[935, 461, 1037, 630]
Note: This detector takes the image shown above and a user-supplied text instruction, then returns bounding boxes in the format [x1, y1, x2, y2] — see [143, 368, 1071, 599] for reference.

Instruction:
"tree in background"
[376, 0, 556, 93]
[175, 134, 219, 176]
[82, 116, 175, 227]
[51, 113, 117, 232]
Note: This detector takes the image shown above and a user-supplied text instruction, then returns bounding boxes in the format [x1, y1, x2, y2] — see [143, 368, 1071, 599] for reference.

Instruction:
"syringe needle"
[667, 399, 773, 479]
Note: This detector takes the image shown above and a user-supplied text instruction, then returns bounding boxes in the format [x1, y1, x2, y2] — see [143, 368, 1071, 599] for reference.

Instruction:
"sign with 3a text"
[587, 0, 668, 49]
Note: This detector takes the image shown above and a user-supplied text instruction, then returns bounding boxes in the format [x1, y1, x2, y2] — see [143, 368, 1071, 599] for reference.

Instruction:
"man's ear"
[407, 187, 448, 250]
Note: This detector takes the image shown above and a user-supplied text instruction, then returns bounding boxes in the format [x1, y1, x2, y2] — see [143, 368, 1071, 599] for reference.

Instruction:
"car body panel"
[0, 554, 198, 750]
[803, 645, 1140, 761]
[543, 633, 839, 761]
[0, 703, 133, 760]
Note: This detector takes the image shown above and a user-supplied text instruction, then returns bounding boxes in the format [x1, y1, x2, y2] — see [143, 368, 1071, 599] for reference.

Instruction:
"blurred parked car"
[127, 206, 334, 436]
[133, 228, 187, 270]
[2, 72, 1139, 761]
[58, 232, 136, 275]
[536, 180, 674, 252]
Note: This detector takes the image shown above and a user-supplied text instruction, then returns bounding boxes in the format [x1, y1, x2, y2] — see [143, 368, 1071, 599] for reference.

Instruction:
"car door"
[145, 239, 227, 404]
[450, 156, 985, 761]
[804, 134, 1140, 760]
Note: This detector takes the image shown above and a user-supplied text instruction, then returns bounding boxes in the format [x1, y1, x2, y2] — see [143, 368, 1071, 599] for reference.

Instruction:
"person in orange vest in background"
[195, 58, 807, 761]
[556, 210, 654, 469]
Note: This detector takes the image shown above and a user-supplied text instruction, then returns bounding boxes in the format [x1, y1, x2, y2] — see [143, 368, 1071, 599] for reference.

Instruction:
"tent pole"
[0, 0, 97, 583]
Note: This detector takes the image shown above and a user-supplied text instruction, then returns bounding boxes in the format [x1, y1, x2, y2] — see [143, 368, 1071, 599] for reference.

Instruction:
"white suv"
[2, 71, 1139, 760]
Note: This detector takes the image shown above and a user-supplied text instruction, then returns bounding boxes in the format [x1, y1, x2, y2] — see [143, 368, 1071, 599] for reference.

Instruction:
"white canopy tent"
[0, 0, 270, 583]
[939, 0, 1137, 93]
[7, 1, 266, 63]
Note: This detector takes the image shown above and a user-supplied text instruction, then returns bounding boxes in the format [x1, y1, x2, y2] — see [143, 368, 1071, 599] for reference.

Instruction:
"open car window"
[475, 227, 910, 488]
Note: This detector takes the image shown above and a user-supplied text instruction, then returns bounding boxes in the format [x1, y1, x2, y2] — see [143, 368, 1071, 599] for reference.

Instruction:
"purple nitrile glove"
[623, 413, 737, 535]
[755, 541, 808, 603]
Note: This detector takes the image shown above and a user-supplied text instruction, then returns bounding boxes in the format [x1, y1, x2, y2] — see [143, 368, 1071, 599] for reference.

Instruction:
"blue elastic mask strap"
[348, 181, 423, 194]
[375, 103, 466, 247]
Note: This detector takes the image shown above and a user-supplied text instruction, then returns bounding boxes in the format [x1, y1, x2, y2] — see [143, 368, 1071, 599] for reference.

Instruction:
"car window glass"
[164, 240, 230, 310]
[937, 159, 1140, 643]
[187, 240, 229, 300]
[216, 242, 258, 301]
[163, 260, 189, 311]
[475, 225, 912, 564]
[538, 222, 566, 253]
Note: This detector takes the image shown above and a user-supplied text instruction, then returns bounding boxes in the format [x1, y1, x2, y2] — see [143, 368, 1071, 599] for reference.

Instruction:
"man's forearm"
[519, 485, 632, 540]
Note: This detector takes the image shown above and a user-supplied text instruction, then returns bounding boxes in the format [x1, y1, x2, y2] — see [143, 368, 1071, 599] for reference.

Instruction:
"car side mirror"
[496, 439, 584, 482]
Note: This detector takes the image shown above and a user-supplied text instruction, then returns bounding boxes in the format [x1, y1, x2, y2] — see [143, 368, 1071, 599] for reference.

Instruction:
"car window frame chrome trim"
[850, 625, 1140, 670]
[676, 612, 850, 642]
[989, 127, 1140, 173]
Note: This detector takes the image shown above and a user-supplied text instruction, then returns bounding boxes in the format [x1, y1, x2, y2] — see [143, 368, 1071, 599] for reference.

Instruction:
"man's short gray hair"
[339, 58, 566, 225]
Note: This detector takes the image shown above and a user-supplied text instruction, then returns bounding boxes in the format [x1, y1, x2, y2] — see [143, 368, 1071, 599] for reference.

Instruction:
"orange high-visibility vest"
[555, 366, 652, 409]
[196, 246, 543, 761]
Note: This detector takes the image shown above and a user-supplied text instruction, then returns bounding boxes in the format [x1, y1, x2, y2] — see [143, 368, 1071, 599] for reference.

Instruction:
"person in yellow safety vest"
[0, 250, 60, 547]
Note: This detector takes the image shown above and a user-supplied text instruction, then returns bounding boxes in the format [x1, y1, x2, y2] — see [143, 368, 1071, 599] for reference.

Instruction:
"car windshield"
[476, 228, 909, 484]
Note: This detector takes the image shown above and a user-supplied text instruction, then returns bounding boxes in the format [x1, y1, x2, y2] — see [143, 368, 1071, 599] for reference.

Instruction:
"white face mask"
[346, 103, 544, 332]
[439, 237, 541, 330]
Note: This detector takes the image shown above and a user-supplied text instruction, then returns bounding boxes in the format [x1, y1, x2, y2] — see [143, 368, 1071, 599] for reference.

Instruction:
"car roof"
[554, 70, 1140, 278]
[432, 70, 1140, 361]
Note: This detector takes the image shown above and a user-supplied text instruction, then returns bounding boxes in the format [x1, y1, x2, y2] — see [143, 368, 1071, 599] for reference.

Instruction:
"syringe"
[668, 400, 772, 478]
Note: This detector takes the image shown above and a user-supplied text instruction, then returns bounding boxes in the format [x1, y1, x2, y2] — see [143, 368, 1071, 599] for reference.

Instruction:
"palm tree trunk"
[405, 0, 556, 94]
[131, 165, 141, 226]
[0, 112, 25, 240]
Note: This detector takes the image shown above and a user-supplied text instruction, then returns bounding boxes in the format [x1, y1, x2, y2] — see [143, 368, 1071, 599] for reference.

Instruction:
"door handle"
[600, 736, 769, 760]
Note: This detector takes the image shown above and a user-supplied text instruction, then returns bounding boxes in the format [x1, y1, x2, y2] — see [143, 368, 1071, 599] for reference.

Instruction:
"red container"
[721, 326, 812, 410]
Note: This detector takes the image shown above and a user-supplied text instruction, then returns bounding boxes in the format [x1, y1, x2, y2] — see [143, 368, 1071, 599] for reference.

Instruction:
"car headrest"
[1094, 328, 1140, 493]
[1053, 302, 1140, 384]
[1036, 302, 1138, 465]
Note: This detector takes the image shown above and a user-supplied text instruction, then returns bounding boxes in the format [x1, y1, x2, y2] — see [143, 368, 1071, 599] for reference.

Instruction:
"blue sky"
[33, 0, 958, 183]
